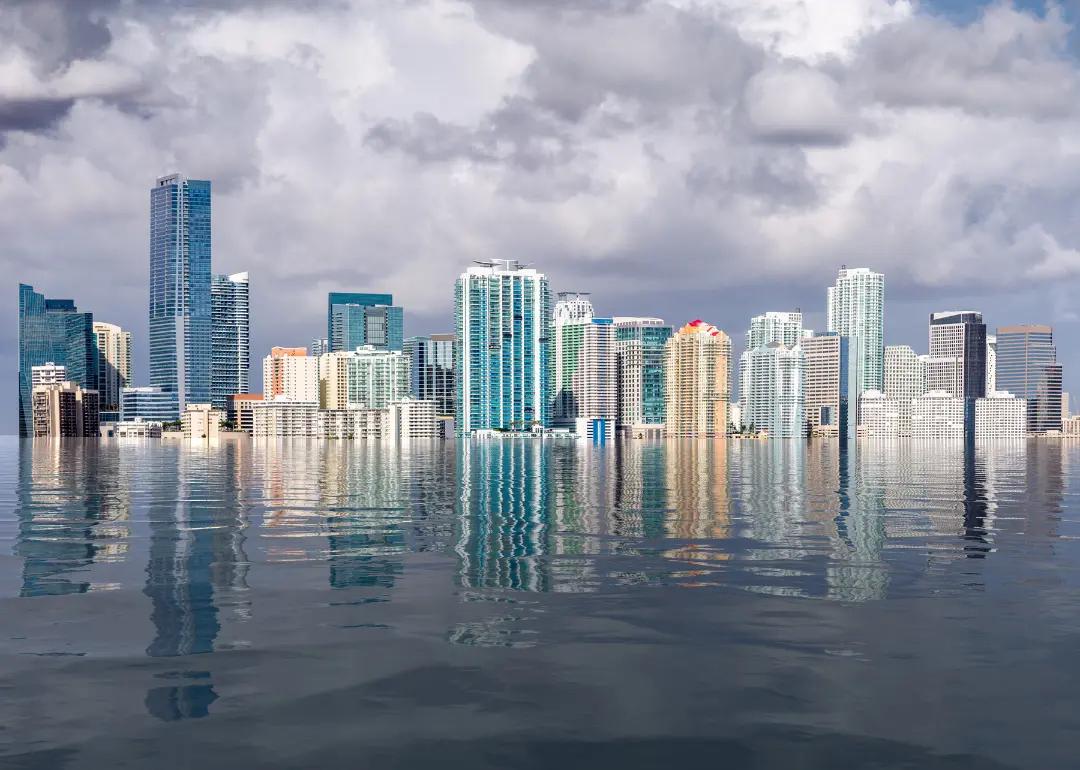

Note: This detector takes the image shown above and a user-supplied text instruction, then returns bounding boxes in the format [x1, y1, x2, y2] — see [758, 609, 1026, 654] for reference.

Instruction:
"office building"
[858, 390, 903, 439]
[180, 403, 224, 442]
[740, 342, 806, 438]
[149, 174, 212, 416]
[18, 284, 97, 437]
[31, 382, 100, 438]
[327, 292, 402, 352]
[927, 311, 987, 399]
[802, 332, 859, 439]
[227, 393, 263, 434]
[403, 334, 456, 416]
[613, 317, 673, 434]
[263, 347, 319, 402]
[252, 399, 320, 437]
[663, 320, 732, 438]
[911, 391, 965, 440]
[975, 392, 1027, 440]
[455, 260, 552, 434]
[121, 387, 179, 423]
[211, 272, 250, 410]
[986, 335, 997, 395]
[883, 344, 928, 436]
[311, 338, 330, 357]
[92, 322, 132, 413]
[552, 293, 617, 439]
[996, 324, 1063, 434]
[827, 267, 884, 392]
[390, 398, 439, 439]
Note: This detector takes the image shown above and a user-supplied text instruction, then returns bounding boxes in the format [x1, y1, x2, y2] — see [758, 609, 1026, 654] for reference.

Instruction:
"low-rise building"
[975, 391, 1027, 440]
[107, 420, 163, 439]
[32, 381, 100, 437]
[252, 399, 320, 437]
[1063, 415, 1080, 436]
[858, 390, 903, 439]
[181, 403, 225, 441]
[319, 408, 389, 439]
[228, 393, 264, 434]
[390, 398, 438, 439]
[121, 387, 179, 423]
[911, 390, 965, 440]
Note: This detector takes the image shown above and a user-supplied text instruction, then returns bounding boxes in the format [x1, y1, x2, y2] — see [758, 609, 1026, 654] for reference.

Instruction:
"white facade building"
[975, 391, 1027, 440]
[31, 362, 68, 386]
[252, 399, 320, 437]
[263, 348, 319, 402]
[986, 335, 997, 395]
[739, 342, 805, 438]
[553, 294, 617, 437]
[858, 390, 903, 439]
[883, 344, 929, 436]
[390, 398, 439, 439]
[911, 391, 965, 440]
[827, 267, 885, 392]
[92, 322, 132, 412]
[319, 407, 389, 439]
[746, 311, 803, 349]
[181, 403, 224, 441]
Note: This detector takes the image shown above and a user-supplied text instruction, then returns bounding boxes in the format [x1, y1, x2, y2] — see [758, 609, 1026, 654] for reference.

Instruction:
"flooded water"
[1, 437, 1079, 768]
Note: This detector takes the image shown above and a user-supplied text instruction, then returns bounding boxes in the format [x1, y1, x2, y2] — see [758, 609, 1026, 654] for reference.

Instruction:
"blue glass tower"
[455, 260, 551, 434]
[18, 283, 97, 437]
[996, 324, 1062, 434]
[149, 174, 212, 417]
[211, 272, 250, 410]
[327, 292, 402, 352]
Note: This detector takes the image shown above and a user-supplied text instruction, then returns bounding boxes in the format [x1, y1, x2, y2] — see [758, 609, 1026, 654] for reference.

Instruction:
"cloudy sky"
[4, 0, 1080, 431]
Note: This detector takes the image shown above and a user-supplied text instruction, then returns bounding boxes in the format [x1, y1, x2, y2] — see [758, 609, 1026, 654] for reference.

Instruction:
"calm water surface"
[2, 437, 1079, 768]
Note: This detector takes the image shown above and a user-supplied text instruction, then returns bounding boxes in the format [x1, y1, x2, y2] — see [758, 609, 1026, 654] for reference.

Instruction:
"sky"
[4, 0, 1080, 432]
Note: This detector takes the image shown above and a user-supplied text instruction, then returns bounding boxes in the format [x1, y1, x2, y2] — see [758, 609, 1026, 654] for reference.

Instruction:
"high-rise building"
[740, 342, 806, 438]
[121, 387, 179, 423]
[149, 174, 212, 416]
[31, 363, 68, 387]
[403, 334, 456, 417]
[343, 347, 409, 410]
[211, 272, 250, 410]
[455, 260, 552, 434]
[986, 334, 997, 395]
[32, 381, 100, 438]
[746, 311, 803, 350]
[663, 320, 732, 438]
[827, 267, 884, 392]
[263, 347, 319, 402]
[911, 390, 965, 440]
[883, 344, 928, 436]
[927, 311, 987, 399]
[552, 293, 617, 439]
[92, 322, 132, 413]
[311, 338, 330, 357]
[614, 317, 673, 435]
[802, 332, 859, 439]
[996, 324, 1063, 434]
[18, 284, 97, 437]
[327, 292, 402, 352]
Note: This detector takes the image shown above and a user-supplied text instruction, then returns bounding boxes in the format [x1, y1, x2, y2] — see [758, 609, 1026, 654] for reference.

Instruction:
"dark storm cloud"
[0, 97, 75, 132]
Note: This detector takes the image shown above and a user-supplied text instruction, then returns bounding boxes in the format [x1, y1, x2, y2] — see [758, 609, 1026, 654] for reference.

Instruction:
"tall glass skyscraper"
[149, 174, 212, 416]
[211, 272, 250, 410]
[996, 324, 1063, 434]
[18, 284, 97, 437]
[455, 260, 551, 434]
[327, 292, 402, 352]
[827, 267, 884, 393]
[927, 311, 987, 399]
[403, 334, 456, 417]
[614, 317, 673, 430]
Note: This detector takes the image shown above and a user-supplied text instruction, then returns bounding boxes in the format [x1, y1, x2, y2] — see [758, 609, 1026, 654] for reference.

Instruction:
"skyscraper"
[552, 293, 617, 440]
[663, 320, 731, 438]
[327, 292, 402, 352]
[18, 284, 97, 437]
[211, 272, 250, 410]
[740, 342, 806, 438]
[883, 344, 929, 436]
[455, 259, 551, 434]
[803, 332, 859, 439]
[263, 347, 319, 402]
[92, 322, 132, 414]
[996, 324, 1063, 434]
[32, 381, 100, 438]
[746, 311, 804, 349]
[149, 174, 212, 417]
[986, 334, 997, 394]
[827, 267, 884, 392]
[614, 317, 673, 434]
[403, 334, 456, 417]
[927, 311, 987, 399]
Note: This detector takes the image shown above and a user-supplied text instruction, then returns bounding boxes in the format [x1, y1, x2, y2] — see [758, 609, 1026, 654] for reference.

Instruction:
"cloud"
[2, 0, 1080, 432]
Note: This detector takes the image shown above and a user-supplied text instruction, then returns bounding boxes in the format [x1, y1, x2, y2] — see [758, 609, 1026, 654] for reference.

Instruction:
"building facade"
[664, 320, 732, 438]
[986, 334, 997, 395]
[264, 347, 319, 402]
[740, 342, 806, 438]
[883, 344, 928, 436]
[911, 391, 965, 440]
[211, 272, 250, 410]
[327, 292, 402, 352]
[180, 403, 224, 441]
[746, 311, 804, 349]
[31, 363, 67, 386]
[252, 400, 320, 437]
[802, 332, 858, 439]
[18, 284, 97, 437]
[552, 294, 617, 437]
[827, 267, 884, 392]
[149, 174, 212, 417]
[227, 393, 263, 434]
[975, 392, 1027, 440]
[927, 311, 987, 400]
[31, 382, 100, 438]
[455, 260, 552, 434]
[121, 387, 179, 423]
[996, 324, 1063, 434]
[390, 398, 439, 439]
[613, 317, 672, 432]
[92, 322, 132, 413]
[403, 334, 456, 417]
[858, 390, 902, 439]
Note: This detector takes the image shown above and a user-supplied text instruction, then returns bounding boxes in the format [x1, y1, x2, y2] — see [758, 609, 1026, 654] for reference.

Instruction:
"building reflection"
[16, 441, 130, 597]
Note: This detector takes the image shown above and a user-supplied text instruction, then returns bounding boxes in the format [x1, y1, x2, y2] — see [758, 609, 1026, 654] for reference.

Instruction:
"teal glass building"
[455, 260, 551, 434]
[18, 283, 97, 437]
[327, 292, 402, 352]
[614, 318, 673, 427]
[149, 174, 212, 417]
[211, 272, 250, 410]
[404, 334, 456, 417]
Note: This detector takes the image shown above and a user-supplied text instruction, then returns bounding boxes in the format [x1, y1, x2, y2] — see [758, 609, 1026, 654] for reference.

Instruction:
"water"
[1, 437, 1079, 769]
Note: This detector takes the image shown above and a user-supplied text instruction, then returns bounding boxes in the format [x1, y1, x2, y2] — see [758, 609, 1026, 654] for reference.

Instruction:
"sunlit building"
[664, 320, 732, 438]
[883, 344, 928, 436]
[92, 322, 132, 413]
[613, 317, 672, 436]
[31, 381, 100, 437]
[403, 334, 456, 417]
[975, 391, 1027, 440]
[911, 390, 965, 440]
[552, 293, 617, 441]
[858, 390, 902, 439]
[211, 272, 250, 410]
[263, 347, 318, 402]
[996, 324, 1063, 434]
[827, 267, 884, 392]
[802, 332, 859, 439]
